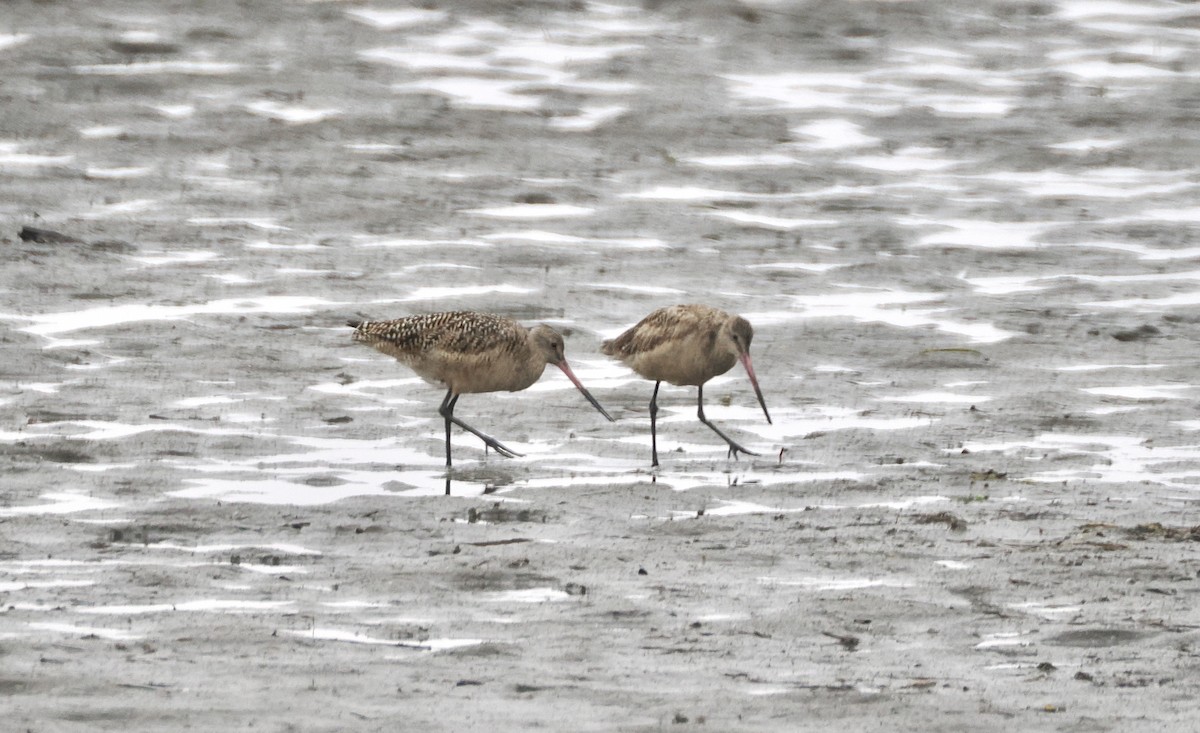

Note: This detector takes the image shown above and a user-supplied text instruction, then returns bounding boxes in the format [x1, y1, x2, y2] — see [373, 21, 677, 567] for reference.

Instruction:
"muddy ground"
[2, 0, 1200, 731]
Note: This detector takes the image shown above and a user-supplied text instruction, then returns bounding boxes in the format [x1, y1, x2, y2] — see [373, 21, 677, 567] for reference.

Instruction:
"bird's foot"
[448, 416, 523, 459]
[700, 418, 759, 462]
[725, 441, 761, 461]
[481, 437, 522, 459]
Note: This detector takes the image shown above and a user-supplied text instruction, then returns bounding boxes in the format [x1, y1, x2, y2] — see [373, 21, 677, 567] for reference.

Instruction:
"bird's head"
[724, 316, 755, 356]
[530, 324, 567, 366]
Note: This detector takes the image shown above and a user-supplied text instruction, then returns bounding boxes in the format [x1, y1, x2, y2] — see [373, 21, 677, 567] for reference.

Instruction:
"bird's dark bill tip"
[757, 394, 773, 425]
[581, 386, 616, 422]
[555, 361, 615, 422]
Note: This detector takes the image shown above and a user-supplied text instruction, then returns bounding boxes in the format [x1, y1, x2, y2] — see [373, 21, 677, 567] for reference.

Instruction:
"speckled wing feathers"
[350, 312, 543, 393]
[602, 304, 724, 358]
[352, 312, 525, 359]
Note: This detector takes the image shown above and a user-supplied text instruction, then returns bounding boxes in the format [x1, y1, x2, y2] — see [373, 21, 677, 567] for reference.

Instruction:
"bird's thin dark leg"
[696, 384, 760, 460]
[649, 381, 662, 468]
[437, 390, 522, 464]
[439, 390, 457, 468]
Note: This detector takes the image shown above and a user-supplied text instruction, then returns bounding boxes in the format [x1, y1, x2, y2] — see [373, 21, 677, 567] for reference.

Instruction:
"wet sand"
[2, 1, 1200, 730]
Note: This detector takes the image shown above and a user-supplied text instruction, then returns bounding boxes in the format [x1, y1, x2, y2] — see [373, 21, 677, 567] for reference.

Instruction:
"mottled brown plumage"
[351, 311, 613, 467]
[603, 304, 771, 466]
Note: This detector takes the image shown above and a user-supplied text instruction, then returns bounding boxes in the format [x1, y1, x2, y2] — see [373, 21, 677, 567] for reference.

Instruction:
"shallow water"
[3, 1, 1199, 729]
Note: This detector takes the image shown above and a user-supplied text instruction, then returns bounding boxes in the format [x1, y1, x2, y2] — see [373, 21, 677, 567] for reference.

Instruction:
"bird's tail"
[600, 338, 616, 356]
[348, 319, 372, 343]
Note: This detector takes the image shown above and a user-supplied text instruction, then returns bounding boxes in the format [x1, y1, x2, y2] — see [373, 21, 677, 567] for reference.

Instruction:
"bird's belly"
[626, 343, 736, 386]
[455, 370, 540, 394]
[406, 354, 544, 395]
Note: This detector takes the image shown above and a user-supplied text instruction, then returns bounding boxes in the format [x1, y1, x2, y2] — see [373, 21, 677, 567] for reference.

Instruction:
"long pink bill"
[739, 353, 772, 425]
[555, 361, 616, 422]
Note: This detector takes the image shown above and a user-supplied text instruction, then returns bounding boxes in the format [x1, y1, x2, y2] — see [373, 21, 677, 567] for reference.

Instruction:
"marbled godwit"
[349, 312, 614, 467]
[602, 304, 771, 466]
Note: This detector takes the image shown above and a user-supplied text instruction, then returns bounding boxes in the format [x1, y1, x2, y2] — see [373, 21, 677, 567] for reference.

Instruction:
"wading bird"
[602, 304, 771, 466]
[350, 312, 614, 467]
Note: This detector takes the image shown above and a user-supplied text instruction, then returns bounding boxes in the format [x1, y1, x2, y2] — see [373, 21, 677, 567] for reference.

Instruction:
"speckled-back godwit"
[350, 312, 614, 467]
[602, 304, 771, 466]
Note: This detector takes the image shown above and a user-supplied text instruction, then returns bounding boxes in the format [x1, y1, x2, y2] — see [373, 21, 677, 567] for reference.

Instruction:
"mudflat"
[2, 1, 1199, 731]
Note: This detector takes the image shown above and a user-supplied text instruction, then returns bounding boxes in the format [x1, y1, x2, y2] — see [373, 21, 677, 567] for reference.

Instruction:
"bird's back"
[351, 312, 544, 393]
[603, 304, 736, 386]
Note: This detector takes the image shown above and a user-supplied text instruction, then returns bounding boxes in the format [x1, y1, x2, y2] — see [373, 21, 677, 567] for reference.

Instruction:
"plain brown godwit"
[350, 312, 614, 467]
[602, 304, 771, 467]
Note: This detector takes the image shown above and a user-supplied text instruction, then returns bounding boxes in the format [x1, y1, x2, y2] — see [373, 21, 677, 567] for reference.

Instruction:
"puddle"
[1052, 364, 1165, 372]
[791, 118, 879, 149]
[682, 153, 804, 168]
[478, 231, 666, 249]
[320, 601, 393, 611]
[914, 219, 1059, 250]
[713, 211, 840, 231]
[637, 481, 947, 520]
[483, 588, 571, 603]
[549, 105, 629, 132]
[1008, 602, 1083, 618]
[1082, 385, 1193, 400]
[956, 434, 1200, 489]
[621, 185, 795, 203]
[170, 477, 420, 505]
[80, 125, 125, 138]
[188, 217, 290, 231]
[345, 8, 447, 29]
[12, 296, 335, 338]
[846, 147, 964, 172]
[128, 251, 221, 267]
[758, 577, 913, 592]
[0, 144, 74, 170]
[935, 561, 971, 570]
[879, 391, 991, 405]
[84, 165, 155, 179]
[461, 204, 595, 219]
[73, 60, 242, 75]
[281, 627, 483, 652]
[665, 491, 860, 518]
[0, 420, 272, 442]
[378, 284, 538, 303]
[974, 632, 1032, 650]
[586, 282, 686, 296]
[724, 71, 903, 114]
[0, 492, 121, 517]
[783, 289, 1017, 343]
[140, 542, 321, 556]
[152, 104, 195, 119]
[354, 236, 492, 250]
[27, 622, 142, 641]
[0, 33, 30, 51]
[1084, 291, 1200, 311]
[0, 580, 97, 592]
[76, 600, 295, 614]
